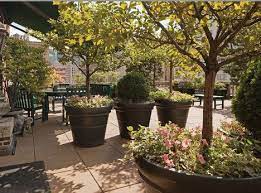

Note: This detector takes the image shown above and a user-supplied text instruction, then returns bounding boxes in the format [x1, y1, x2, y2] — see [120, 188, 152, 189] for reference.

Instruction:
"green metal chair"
[7, 86, 43, 125]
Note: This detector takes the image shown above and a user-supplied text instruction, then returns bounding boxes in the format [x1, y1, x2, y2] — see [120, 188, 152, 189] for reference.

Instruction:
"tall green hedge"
[232, 59, 261, 139]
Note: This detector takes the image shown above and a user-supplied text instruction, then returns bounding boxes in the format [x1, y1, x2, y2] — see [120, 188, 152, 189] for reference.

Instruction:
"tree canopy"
[2, 37, 50, 93]
[111, 1, 261, 143]
[38, 2, 125, 97]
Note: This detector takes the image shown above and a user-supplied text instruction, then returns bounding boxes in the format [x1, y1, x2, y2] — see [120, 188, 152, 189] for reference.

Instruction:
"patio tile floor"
[0, 101, 232, 193]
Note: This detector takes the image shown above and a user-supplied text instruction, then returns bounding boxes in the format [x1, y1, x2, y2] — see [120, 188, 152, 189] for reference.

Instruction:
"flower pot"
[115, 102, 154, 139]
[135, 157, 261, 193]
[214, 89, 227, 98]
[156, 101, 191, 127]
[65, 105, 112, 147]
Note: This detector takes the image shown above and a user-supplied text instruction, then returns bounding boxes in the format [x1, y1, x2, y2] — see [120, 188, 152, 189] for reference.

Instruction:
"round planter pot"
[65, 105, 112, 147]
[115, 102, 154, 139]
[135, 157, 261, 193]
[156, 101, 191, 127]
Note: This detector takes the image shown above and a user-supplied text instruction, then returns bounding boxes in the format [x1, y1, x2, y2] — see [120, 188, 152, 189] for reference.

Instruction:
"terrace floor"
[0, 101, 232, 193]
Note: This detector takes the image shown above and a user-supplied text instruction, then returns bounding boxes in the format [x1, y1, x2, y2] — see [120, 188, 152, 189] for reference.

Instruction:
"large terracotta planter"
[136, 157, 261, 193]
[115, 102, 154, 139]
[155, 100, 191, 127]
[65, 105, 112, 147]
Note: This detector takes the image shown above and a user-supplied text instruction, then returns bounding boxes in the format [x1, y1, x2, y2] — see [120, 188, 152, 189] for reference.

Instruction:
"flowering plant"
[150, 89, 194, 103]
[125, 121, 261, 178]
[66, 95, 113, 108]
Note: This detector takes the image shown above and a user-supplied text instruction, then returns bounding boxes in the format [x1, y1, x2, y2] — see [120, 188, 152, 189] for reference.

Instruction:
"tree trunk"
[85, 64, 91, 99]
[202, 69, 217, 144]
[169, 64, 173, 93]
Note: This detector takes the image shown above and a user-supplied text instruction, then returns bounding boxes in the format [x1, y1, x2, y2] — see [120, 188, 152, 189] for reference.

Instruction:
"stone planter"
[65, 105, 112, 147]
[136, 157, 261, 193]
[155, 100, 191, 127]
[115, 102, 154, 139]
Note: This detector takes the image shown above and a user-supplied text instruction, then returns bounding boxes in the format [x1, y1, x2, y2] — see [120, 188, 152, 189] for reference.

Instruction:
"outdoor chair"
[90, 83, 113, 96]
[193, 89, 204, 105]
[7, 86, 44, 125]
[51, 84, 70, 112]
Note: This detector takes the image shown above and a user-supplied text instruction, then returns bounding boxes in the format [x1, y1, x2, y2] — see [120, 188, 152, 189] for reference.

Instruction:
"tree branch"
[206, 2, 223, 40]
[193, 2, 214, 44]
[142, 2, 206, 71]
[71, 59, 87, 77]
[217, 3, 259, 53]
[217, 50, 261, 68]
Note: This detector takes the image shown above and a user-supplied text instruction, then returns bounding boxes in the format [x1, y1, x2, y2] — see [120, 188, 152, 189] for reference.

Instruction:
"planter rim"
[155, 100, 192, 106]
[136, 157, 261, 181]
[114, 101, 155, 108]
[65, 104, 112, 110]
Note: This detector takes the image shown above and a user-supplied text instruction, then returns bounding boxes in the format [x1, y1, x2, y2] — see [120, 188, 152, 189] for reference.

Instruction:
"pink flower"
[162, 154, 174, 167]
[157, 128, 169, 137]
[191, 130, 197, 137]
[181, 138, 191, 150]
[201, 139, 209, 147]
[174, 140, 181, 145]
[197, 154, 206, 165]
[164, 139, 173, 148]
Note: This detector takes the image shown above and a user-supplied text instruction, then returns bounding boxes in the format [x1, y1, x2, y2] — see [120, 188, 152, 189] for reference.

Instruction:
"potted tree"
[115, 72, 154, 139]
[150, 89, 194, 127]
[39, 2, 124, 146]
[112, 1, 261, 192]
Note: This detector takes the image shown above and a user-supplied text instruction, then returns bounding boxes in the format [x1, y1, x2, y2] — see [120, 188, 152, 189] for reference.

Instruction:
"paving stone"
[89, 160, 142, 192]
[48, 169, 102, 193]
[106, 183, 145, 193]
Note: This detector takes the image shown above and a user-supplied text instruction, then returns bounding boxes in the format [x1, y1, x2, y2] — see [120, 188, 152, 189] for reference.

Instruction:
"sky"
[10, 22, 40, 42]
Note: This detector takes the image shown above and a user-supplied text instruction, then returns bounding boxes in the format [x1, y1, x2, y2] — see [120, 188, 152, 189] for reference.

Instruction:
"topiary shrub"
[117, 72, 150, 103]
[232, 59, 261, 140]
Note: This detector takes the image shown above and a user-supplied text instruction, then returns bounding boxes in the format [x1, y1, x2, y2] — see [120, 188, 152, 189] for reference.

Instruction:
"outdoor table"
[42, 90, 68, 122]
[193, 94, 224, 109]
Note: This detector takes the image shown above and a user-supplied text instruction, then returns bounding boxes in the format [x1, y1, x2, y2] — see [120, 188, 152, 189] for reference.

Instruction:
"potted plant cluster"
[115, 72, 154, 139]
[125, 121, 261, 193]
[150, 89, 194, 127]
[65, 95, 112, 147]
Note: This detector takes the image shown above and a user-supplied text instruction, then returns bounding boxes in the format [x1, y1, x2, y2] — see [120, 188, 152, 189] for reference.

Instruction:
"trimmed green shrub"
[214, 82, 226, 90]
[232, 60, 261, 140]
[117, 72, 150, 103]
[150, 89, 194, 103]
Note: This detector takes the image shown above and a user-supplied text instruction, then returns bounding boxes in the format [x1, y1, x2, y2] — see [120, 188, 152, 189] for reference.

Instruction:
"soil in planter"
[115, 103, 154, 139]
[66, 106, 111, 147]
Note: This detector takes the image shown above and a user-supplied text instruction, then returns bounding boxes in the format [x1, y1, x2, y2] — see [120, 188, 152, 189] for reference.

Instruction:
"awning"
[0, 2, 58, 33]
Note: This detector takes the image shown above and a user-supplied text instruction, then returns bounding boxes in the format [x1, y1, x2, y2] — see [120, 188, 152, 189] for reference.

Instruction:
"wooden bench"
[193, 94, 224, 110]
